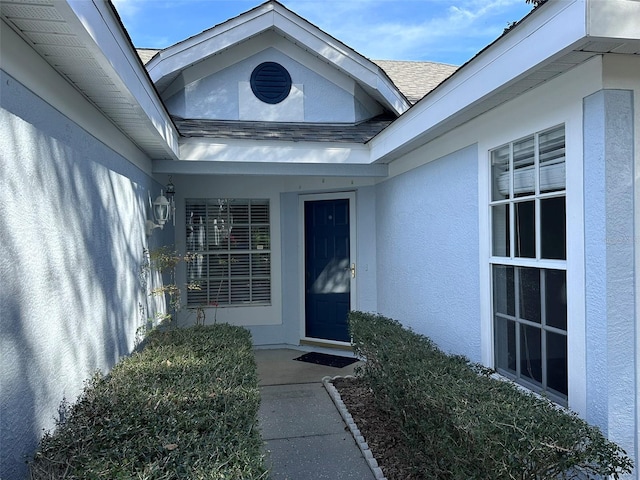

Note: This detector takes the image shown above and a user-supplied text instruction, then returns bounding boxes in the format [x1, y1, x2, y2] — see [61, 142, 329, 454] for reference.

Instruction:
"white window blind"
[186, 199, 271, 306]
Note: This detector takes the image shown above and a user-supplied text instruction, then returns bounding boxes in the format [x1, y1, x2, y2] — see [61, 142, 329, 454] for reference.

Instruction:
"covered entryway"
[303, 194, 356, 342]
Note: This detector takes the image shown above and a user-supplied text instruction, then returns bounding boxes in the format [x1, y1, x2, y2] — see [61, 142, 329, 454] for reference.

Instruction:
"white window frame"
[489, 125, 569, 405]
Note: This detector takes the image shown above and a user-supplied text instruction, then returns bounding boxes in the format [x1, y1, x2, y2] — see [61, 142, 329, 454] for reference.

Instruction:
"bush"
[349, 311, 634, 480]
[29, 325, 266, 479]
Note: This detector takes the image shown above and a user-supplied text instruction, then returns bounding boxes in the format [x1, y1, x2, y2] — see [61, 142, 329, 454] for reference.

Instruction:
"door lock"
[349, 263, 356, 278]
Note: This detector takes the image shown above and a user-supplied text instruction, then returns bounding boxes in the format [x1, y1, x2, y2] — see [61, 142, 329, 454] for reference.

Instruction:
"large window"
[490, 125, 567, 404]
[186, 199, 271, 307]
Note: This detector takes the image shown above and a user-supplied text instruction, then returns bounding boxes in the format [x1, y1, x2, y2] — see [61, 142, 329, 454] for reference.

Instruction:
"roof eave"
[370, 0, 592, 162]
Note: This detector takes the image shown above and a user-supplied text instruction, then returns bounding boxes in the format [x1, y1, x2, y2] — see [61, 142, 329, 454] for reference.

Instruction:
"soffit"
[0, 0, 177, 160]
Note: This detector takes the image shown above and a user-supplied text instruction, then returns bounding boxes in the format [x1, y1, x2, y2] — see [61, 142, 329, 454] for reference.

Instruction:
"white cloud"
[284, 0, 530, 63]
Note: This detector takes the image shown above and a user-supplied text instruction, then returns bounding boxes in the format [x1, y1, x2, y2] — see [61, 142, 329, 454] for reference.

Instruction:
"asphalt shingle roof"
[374, 60, 458, 104]
[137, 48, 160, 64]
[173, 115, 395, 143]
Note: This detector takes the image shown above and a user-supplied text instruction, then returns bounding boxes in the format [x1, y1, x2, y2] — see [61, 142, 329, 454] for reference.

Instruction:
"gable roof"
[136, 48, 458, 105]
[144, 0, 411, 115]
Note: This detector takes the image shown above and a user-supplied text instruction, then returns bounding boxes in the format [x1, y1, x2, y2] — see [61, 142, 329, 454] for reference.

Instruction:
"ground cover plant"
[348, 311, 634, 480]
[29, 325, 266, 479]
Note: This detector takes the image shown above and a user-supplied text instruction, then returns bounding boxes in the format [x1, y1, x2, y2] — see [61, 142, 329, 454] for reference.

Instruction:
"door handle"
[346, 263, 355, 278]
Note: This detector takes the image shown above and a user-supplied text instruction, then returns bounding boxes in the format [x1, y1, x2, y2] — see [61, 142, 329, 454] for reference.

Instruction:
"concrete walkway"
[255, 348, 375, 480]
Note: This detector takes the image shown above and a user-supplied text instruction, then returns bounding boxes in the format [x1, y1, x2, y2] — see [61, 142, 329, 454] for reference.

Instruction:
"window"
[186, 199, 271, 307]
[490, 125, 567, 404]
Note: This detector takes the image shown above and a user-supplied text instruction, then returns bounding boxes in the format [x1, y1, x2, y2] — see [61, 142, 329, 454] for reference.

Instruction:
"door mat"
[294, 352, 358, 368]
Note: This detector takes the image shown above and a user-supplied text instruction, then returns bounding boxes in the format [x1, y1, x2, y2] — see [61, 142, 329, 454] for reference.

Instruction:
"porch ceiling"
[0, 0, 178, 160]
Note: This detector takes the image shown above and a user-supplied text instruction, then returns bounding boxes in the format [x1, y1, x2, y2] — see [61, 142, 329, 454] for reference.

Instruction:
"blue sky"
[113, 0, 535, 66]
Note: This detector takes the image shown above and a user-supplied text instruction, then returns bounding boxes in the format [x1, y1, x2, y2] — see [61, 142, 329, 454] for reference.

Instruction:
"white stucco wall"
[375, 144, 482, 361]
[0, 71, 171, 479]
[584, 87, 637, 478]
[582, 53, 639, 476]
[164, 47, 379, 123]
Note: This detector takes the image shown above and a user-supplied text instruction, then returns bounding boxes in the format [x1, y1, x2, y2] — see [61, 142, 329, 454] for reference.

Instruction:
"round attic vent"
[250, 62, 292, 104]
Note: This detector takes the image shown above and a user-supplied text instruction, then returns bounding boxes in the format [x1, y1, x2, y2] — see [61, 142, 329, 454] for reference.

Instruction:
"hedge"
[29, 325, 266, 479]
[349, 311, 634, 480]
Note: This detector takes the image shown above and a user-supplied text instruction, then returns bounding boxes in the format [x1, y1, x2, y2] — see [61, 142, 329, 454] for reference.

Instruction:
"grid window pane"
[252, 253, 270, 277]
[492, 205, 510, 257]
[541, 197, 566, 260]
[230, 226, 250, 250]
[518, 267, 541, 324]
[539, 126, 566, 193]
[520, 324, 542, 385]
[513, 136, 535, 197]
[514, 201, 535, 258]
[547, 332, 568, 396]
[491, 145, 510, 201]
[251, 226, 270, 250]
[495, 317, 516, 374]
[186, 199, 271, 306]
[545, 269, 567, 331]
[493, 265, 515, 317]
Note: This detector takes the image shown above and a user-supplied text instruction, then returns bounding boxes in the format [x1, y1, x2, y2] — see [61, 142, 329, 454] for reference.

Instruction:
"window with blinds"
[489, 125, 568, 405]
[185, 199, 271, 307]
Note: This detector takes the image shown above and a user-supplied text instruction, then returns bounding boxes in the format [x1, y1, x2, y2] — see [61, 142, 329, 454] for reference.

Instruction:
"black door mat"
[294, 352, 358, 368]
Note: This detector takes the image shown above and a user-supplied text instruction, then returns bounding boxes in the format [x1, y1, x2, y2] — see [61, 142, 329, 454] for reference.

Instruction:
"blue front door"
[304, 199, 351, 342]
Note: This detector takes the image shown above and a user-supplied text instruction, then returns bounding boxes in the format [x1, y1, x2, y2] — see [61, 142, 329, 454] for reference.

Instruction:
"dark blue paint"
[304, 199, 350, 342]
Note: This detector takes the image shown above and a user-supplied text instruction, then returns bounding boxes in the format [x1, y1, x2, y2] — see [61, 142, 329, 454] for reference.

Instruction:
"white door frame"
[298, 191, 357, 345]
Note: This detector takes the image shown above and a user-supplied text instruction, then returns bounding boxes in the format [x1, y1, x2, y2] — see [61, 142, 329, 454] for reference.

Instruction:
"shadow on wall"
[0, 72, 171, 479]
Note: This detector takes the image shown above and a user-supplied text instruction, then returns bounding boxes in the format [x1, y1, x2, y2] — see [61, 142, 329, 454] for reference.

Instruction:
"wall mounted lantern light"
[145, 178, 176, 236]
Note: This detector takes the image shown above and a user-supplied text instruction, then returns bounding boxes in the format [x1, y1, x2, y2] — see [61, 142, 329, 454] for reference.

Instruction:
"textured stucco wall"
[584, 89, 637, 470]
[164, 48, 367, 123]
[0, 71, 170, 479]
[375, 144, 481, 361]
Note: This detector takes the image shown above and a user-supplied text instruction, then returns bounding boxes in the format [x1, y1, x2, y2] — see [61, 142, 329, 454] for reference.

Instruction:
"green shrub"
[29, 325, 266, 480]
[349, 311, 634, 480]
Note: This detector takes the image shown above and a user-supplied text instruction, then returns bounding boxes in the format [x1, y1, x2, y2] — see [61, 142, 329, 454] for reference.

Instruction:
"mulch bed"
[332, 377, 430, 480]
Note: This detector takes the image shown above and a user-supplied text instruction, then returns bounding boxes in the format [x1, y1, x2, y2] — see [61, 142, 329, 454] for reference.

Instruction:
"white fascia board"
[147, 11, 274, 84]
[588, 0, 640, 39]
[271, 10, 409, 114]
[179, 137, 371, 164]
[153, 159, 387, 177]
[370, 0, 588, 163]
[63, 0, 178, 157]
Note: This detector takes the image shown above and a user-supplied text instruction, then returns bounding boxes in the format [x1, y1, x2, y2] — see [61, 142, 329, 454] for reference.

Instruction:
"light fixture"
[145, 179, 176, 236]
[165, 176, 176, 226]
